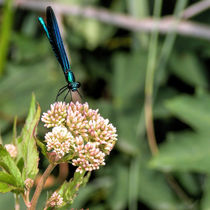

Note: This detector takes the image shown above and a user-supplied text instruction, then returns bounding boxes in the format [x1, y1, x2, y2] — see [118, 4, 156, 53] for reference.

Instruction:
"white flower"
[5, 144, 17, 158]
[42, 102, 117, 171]
[47, 192, 63, 207]
[45, 126, 75, 158]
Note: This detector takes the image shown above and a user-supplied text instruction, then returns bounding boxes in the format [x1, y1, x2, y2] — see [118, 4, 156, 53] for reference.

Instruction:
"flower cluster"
[5, 144, 17, 158]
[41, 102, 117, 173]
[42, 102, 68, 128]
[24, 178, 34, 190]
[45, 126, 74, 158]
[47, 192, 63, 207]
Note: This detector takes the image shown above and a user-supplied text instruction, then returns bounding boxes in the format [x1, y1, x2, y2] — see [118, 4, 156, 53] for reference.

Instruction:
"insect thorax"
[67, 71, 75, 83]
[68, 81, 81, 91]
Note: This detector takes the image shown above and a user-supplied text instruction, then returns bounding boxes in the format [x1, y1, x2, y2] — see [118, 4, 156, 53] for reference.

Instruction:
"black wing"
[46, 6, 70, 73]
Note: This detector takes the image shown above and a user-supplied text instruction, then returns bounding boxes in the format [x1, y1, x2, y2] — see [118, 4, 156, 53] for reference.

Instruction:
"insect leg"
[70, 91, 72, 102]
[57, 85, 68, 94]
[56, 86, 68, 101]
[64, 89, 70, 101]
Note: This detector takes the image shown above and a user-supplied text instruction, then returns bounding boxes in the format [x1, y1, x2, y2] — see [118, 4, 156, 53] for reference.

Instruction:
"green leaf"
[129, 149, 182, 210]
[0, 53, 62, 125]
[17, 94, 40, 180]
[67, 16, 116, 49]
[82, 172, 91, 187]
[107, 163, 129, 210]
[150, 132, 210, 173]
[0, 172, 20, 193]
[154, 87, 178, 119]
[0, 145, 23, 189]
[0, 182, 16, 193]
[58, 152, 75, 163]
[0, 0, 14, 76]
[12, 34, 49, 62]
[169, 53, 207, 88]
[12, 116, 17, 145]
[139, 169, 181, 209]
[201, 175, 210, 210]
[116, 112, 143, 155]
[165, 94, 210, 132]
[175, 172, 199, 195]
[0, 171, 18, 186]
[24, 94, 38, 129]
[71, 176, 112, 209]
[112, 52, 147, 108]
[35, 138, 47, 156]
[59, 171, 86, 205]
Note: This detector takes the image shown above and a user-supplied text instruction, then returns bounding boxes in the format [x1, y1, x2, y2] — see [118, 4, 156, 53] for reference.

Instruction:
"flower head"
[66, 102, 117, 155]
[24, 178, 34, 190]
[42, 102, 117, 172]
[41, 102, 68, 128]
[47, 192, 63, 207]
[45, 126, 74, 158]
[5, 144, 17, 158]
[72, 141, 106, 173]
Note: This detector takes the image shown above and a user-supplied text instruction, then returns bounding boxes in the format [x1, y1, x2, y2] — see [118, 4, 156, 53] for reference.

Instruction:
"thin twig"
[29, 163, 56, 210]
[0, 0, 210, 40]
[182, 0, 210, 19]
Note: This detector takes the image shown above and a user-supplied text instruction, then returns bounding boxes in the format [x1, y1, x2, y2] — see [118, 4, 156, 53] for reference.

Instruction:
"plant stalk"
[29, 163, 56, 210]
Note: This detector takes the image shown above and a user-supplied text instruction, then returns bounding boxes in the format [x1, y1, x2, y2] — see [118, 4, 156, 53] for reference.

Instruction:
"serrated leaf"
[150, 132, 210, 173]
[59, 171, 86, 205]
[24, 94, 38, 129]
[165, 94, 210, 132]
[82, 172, 91, 187]
[17, 94, 40, 180]
[0, 145, 23, 189]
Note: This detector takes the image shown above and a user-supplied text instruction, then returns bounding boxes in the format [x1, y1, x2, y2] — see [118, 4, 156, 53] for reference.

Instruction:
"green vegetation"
[1, 0, 210, 209]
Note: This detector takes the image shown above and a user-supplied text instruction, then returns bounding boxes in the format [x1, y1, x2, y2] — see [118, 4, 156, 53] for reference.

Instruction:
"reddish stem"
[29, 163, 56, 210]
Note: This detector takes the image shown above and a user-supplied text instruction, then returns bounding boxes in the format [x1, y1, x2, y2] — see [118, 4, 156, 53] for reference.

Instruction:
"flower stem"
[23, 190, 30, 208]
[29, 163, 56, 210]
[15, 194, 20, 210]
[144, 0, 163, 155]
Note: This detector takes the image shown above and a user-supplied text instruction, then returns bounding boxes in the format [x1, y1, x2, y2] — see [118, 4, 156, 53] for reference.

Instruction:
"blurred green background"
[1, 0, 210, 209]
